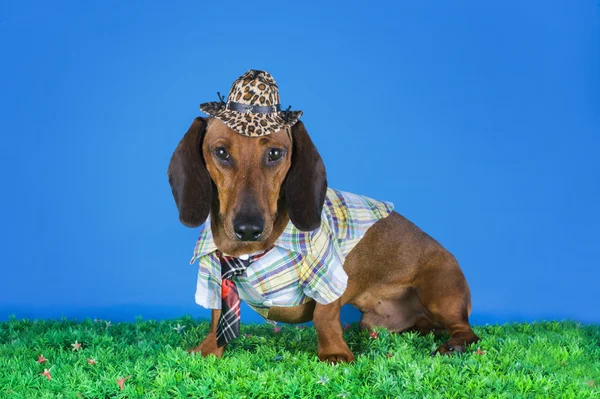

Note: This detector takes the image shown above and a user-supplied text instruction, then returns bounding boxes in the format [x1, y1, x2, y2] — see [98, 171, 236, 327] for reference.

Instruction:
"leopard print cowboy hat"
[199, 70, 303, 137]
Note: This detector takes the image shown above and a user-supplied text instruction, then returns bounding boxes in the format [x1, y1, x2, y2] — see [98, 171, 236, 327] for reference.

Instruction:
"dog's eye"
[268, 148, 284, 162]
[214, 147, 230, 161]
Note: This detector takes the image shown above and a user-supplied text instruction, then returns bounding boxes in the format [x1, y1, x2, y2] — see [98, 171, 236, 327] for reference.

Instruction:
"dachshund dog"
[168, 116, 480, 363]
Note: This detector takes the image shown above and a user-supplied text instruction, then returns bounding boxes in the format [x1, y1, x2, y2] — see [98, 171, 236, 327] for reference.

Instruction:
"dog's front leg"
[188, 309, 225, 358]
[313, 299, 355, 363]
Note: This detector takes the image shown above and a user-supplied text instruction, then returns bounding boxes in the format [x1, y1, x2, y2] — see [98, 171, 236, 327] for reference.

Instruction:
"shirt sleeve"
[323, 188, 395, 258]
[194, 252, 222, 310]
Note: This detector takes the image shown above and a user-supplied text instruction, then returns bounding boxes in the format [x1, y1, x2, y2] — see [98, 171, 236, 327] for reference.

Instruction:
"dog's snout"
[233, 216, 264, 241]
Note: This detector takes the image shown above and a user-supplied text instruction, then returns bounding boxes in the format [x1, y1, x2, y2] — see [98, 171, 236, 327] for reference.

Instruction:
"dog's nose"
[233, 217, 264, 241]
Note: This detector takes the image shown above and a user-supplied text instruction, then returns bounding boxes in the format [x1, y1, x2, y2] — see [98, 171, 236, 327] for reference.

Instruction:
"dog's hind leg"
[414, 253, 480, 355]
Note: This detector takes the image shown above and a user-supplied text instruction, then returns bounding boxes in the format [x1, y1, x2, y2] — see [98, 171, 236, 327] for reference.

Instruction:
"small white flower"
[173, 324, 186, 333]
[317, 375, 329, 385]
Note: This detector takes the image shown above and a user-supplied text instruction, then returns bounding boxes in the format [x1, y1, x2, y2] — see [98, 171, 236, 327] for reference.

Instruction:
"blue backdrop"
[1, 1, 598, 325]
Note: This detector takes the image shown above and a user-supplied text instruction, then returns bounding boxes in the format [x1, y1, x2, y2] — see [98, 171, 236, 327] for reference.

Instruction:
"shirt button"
[238, 254, 249, 260]
[263, 299, 273, 307]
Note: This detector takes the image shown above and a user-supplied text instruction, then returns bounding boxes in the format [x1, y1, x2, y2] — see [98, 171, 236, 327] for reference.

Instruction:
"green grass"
[0, 317, 598, 398]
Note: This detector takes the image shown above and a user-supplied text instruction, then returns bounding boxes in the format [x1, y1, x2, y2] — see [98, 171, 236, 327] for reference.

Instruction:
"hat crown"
[199, 69, 302, 137]
[228, 70, 280, 107]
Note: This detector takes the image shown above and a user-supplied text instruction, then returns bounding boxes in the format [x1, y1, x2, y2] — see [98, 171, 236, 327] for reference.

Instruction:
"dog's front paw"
[318, 348, 355, 364]
[188, 334, 225, 358]
[188, 344, 224, 358]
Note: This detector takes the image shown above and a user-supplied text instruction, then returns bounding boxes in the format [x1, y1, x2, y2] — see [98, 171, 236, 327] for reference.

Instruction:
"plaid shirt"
[190, 188, 394, 318]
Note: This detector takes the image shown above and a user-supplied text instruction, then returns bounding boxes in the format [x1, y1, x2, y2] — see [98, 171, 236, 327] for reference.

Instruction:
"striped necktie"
[216, 248, 272, 347]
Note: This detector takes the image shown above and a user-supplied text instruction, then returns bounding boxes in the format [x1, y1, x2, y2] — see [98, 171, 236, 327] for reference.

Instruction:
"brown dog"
[168, 116, 480, 363]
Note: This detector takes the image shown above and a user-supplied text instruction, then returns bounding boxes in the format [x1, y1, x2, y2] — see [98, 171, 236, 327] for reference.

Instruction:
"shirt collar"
[273, 219, 313, 254]
[189, 218, 218, 264]
[190, 215, 312, 264]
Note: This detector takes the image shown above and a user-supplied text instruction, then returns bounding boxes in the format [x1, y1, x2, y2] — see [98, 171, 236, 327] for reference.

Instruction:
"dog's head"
[168, 117, 327, 253]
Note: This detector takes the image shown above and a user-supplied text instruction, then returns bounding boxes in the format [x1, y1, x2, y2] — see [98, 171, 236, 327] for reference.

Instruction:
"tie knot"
[217, 255, 248, 280]
[216, 247, 274, 280]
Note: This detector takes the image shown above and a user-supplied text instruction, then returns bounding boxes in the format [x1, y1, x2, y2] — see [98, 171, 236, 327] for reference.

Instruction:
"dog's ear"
[168, 117, 212, 228]
[285, 120, 327, 231]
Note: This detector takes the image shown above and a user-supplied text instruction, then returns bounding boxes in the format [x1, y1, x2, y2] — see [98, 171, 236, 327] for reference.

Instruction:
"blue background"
[1, 1, 598, 325]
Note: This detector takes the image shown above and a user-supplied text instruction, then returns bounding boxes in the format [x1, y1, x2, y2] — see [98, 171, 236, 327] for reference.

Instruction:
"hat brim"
[199, 101, 302, 137]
